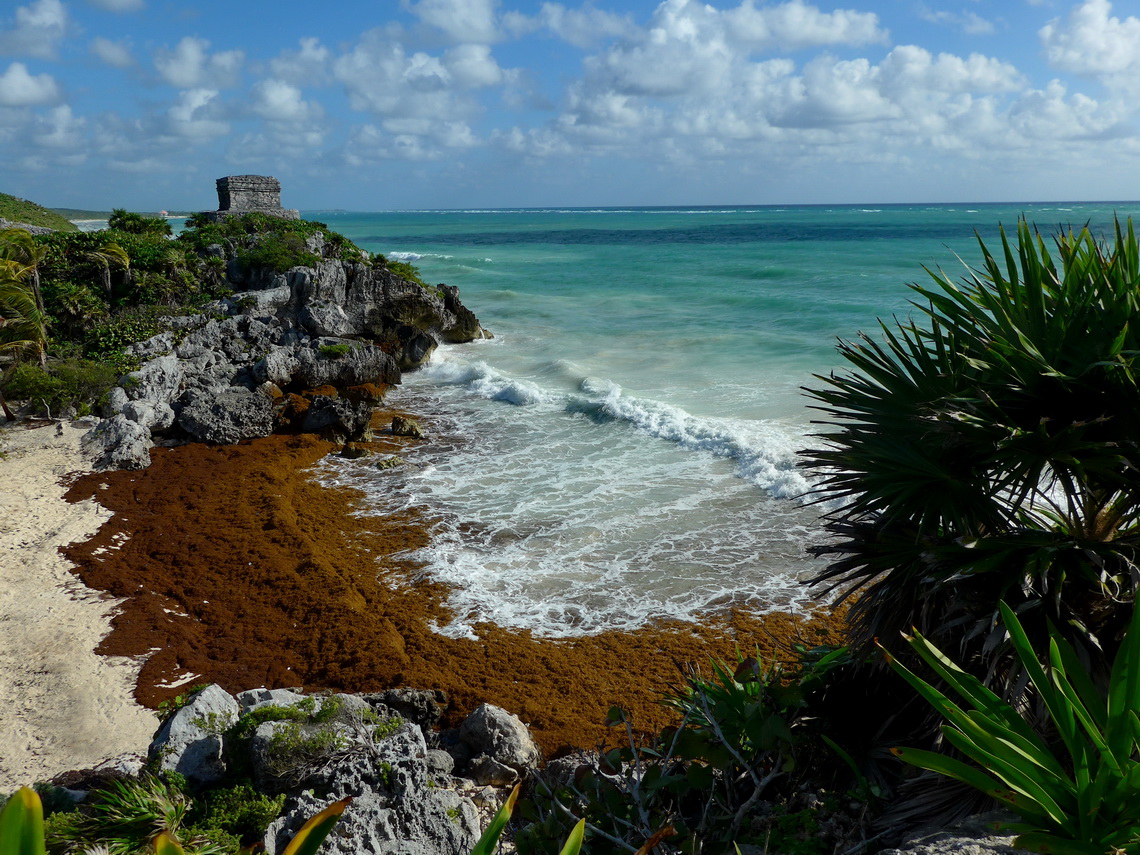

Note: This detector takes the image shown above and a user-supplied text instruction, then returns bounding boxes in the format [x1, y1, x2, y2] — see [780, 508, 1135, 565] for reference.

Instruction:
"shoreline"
[57, 405, 844, 758]
[0, 405, 844, 787]
[0, 421, 155, 791]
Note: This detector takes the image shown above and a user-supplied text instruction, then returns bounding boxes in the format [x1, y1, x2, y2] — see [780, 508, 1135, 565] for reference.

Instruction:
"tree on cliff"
[803, 218, 1140, 680]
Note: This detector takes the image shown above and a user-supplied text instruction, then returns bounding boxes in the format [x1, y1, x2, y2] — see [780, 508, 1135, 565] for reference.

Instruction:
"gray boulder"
[177, 388, 275, 444]
[295, 343, 399, 389]
[263, 723, 480, 855]
[81, 415, 153, 470]
[149, 684, 239, 787]
[123, 354, 182, 405]
[458, 704, 540, 773]
[121, 399, 175, 433]
[300, 396, 373, 439]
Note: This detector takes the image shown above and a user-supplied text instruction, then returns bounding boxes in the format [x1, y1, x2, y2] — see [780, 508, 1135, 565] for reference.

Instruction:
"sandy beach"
[0, 420, 155, 792]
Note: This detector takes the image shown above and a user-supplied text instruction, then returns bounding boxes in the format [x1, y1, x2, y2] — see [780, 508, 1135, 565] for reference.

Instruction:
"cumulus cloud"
[84, 0, 145, 10]
[250, 78, 323, 122]
[0, 61, 60, 106]
[502, 3, 635, 48]
[166, 87, 228, 138]
[920, 7, 996, 36]
[154, 37, 244, 89]
[269, 37, 331, 86]
[34, 104, 85, 148]
[402, 0, 499, 43]
[91, 36, 134, 68]
[1040, 0, 1140, 85]
[444, 44, 503, 87]
[724, 0, 888, 51]
[0, 0, 68, 60]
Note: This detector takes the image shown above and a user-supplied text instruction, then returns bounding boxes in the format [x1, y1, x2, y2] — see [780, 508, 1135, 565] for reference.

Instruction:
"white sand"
[0, 421, 155, 790]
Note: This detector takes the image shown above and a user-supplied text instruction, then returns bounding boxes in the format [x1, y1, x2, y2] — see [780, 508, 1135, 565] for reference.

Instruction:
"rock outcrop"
[142, 684, 529, 855]
[83, 226, 487, 470]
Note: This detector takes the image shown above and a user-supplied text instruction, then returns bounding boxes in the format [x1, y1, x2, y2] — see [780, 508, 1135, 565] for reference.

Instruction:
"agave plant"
[803, 218, 1140, 676]
[885, 600, 1140, 855]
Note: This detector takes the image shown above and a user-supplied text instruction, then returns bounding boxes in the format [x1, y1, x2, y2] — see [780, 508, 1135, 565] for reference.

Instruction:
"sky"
[0, 0, 1139, 210]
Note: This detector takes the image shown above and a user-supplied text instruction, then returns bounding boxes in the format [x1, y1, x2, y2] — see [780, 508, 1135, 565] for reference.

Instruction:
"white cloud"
[402, 0, 499, 43]
[34, 104, 85, 148]
[331, 26, 507, 159]
[1040, 0, 1140, 87]
[920, 8, 996, 36]
[269, 37, 331, 86]
[154, 37, 244, 89]
[166, 87, 228, 138]
[0, 0, 68, 60]
[250, 78, 322, 122]
[84, 0, 144, 10]
[444, 44, 503, 88]
[0, 61, 60, 106]
[90, 36, 134, 68]
[725, 0, 888, 51]
[502, 3, 635, 48]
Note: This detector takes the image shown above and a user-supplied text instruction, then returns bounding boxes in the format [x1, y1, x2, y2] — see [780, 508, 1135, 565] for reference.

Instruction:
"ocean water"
[310, 203, 1138, 639]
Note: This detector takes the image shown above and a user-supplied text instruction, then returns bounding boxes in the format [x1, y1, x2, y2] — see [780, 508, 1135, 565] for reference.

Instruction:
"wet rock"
[391, 416, 425, 438]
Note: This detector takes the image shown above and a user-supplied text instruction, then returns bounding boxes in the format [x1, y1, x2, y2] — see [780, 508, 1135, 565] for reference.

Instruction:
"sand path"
[0, 421, 155, 791]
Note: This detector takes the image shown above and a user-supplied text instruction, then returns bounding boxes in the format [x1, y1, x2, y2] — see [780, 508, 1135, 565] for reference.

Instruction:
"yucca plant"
[803, 218, 1140, 676]
[885, 600, 1140, 854]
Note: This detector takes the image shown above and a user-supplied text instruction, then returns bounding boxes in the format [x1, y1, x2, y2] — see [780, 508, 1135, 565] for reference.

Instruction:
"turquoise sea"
[308, 203, 1139, 640]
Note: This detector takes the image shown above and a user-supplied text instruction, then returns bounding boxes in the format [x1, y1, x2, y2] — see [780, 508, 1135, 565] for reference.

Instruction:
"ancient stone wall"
[202, 175, 299, 221]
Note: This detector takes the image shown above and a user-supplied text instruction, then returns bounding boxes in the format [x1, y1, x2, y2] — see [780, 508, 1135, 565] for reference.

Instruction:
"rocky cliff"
[82, 228, 487, 470]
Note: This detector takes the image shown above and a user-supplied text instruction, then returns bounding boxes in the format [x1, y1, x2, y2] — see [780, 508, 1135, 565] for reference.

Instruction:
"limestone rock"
[122, 354, 182, 405]
[81, 415, 153, 470]
[295, 342, 399, 389]
[300, 396, 372, 439]
[391, 416, 425, 438]
[263, 724, 480, 855]
[177, 388, 275, 444]
[149, 684, 239, 787]
[880, 813, 1029, 855]
[458, 704, 539, 773]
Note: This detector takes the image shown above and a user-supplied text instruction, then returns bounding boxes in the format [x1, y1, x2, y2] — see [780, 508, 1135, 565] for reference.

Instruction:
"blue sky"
[0, 0, 1138, 210]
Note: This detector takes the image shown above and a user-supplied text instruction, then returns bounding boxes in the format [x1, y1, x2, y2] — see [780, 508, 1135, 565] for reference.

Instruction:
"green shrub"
[236, 233, 319, 274]
[318, 343, 351, 358]
[888, 600, 1140, 855]
[803, 218, 1140, 675]
[185, 783, 284, 849]
[108, 209, 173, 237]
[2, 359, 118, 416]
[518, 648, 858, 855]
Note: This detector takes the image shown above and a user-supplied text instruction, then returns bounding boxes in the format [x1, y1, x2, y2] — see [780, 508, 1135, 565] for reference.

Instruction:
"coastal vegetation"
[0, 207, 432, 419]
[0, 193, 77, 233]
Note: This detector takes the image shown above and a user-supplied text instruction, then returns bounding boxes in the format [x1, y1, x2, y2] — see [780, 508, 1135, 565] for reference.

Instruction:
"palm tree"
[802, 219, 1140, 679]
[0, 228, 48, 316]
[0, 258, 48, 419]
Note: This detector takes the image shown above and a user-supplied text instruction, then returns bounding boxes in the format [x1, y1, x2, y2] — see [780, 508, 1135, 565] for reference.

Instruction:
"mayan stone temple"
[201, 174, 299, 221]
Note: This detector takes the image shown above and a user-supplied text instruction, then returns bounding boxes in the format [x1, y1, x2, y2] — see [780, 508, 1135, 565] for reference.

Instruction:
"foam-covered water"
[309, 203, 1139, 638]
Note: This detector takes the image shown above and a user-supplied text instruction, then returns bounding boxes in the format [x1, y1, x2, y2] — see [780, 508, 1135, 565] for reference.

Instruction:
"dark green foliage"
[236, 232, 320, 274]
[803, 218, 1140, 675]
[41, 281, 107, 339]
[44, 773, 224, 855]
[0, 192, 77, 232]
[108, 209, 173, 237]
[517, 648, 866, 855]
[2, 359, 118, 416]
[185, 783, 284, 849]
[177, 212, 366, 266]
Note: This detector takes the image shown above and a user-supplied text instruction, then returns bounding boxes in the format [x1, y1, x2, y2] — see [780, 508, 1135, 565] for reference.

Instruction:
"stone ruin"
[200, 175, 299, 222]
